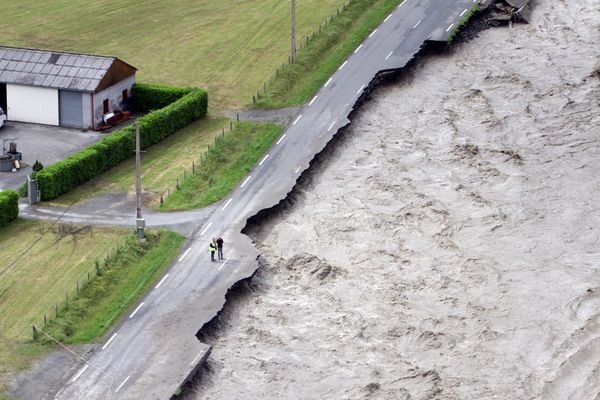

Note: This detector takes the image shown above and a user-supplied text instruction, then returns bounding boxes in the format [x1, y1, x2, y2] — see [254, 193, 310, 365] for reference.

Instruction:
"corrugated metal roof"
[0, 46, 131, 92]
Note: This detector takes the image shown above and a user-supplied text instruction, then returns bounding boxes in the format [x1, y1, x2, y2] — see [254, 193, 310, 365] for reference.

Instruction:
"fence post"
[160, 194, 164, 207]
[230, 121, 233, 130]
[253, 95, 256, 104]
[44, 314, 47, 325]
[176, 178, 179, 190]
[66, 293, 69, 306]
[184, 170, 186, 180]
[76, 281, 79, 295]
[236, 113, 239, 122]
[32, 325, 38, 341]
[192, 161, 195, 174]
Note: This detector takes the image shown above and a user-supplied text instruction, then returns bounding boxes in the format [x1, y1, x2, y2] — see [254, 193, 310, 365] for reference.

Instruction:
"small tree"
[32, 159, 44, 177]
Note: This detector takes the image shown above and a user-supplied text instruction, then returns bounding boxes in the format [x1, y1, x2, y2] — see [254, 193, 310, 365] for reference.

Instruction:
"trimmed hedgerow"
[132, 83, 193, 112]
[36, 87, 208, 201]
[0, 190, 19, 227]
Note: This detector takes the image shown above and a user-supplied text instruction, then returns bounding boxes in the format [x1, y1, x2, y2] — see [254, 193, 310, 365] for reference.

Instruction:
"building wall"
[92, 75, 135, 128]
[82, 92, 92, 129]
[6, 84, 59, 125]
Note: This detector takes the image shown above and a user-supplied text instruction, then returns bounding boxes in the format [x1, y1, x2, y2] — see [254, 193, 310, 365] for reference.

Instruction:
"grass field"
[45, 116, 231, 208]
[0, 220, 129, 390]
[0, 0, 348, 109]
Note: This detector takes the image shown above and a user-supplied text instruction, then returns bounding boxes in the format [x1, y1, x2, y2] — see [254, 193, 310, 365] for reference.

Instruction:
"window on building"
[103, 99, 109, 114]
[122, 89, 128, 102]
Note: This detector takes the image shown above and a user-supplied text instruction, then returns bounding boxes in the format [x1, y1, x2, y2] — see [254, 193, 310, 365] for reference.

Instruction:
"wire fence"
[158, 117, 238, 207]
[252, 0, 354, 104]
[31, 239, 127, 341]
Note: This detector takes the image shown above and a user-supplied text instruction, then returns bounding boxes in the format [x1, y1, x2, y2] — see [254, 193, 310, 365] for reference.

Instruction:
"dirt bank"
[184, 0, 600, 398]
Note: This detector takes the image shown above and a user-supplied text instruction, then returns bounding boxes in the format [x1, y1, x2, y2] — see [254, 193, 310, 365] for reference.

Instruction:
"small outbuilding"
[0, 46, 136, 129]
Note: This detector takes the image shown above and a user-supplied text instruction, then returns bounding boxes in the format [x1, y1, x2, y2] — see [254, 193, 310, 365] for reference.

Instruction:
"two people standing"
[209, 237, 225, 262]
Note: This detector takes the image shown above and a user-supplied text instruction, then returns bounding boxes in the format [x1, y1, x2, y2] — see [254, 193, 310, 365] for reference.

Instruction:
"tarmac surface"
[0, 122, 104, 190]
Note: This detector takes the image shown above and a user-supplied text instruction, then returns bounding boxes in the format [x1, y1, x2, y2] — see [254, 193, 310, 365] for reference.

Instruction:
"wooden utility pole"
[291, 0, 297, 63]
[135, 122, 145, 239]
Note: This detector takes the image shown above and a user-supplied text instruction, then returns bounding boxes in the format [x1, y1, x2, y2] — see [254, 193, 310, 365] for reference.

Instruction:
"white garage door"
[7, 84, 59, 126]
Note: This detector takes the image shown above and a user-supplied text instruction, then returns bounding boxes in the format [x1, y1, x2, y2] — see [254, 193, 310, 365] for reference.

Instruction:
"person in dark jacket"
[209, 239, 217, 262]
[216, 237, 224, 260]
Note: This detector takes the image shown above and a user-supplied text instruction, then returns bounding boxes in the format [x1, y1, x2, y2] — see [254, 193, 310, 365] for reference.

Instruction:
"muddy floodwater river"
[186, 1, 600, 399]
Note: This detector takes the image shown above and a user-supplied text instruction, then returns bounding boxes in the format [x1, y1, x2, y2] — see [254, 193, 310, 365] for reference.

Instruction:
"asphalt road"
[46, 0, 479, 398]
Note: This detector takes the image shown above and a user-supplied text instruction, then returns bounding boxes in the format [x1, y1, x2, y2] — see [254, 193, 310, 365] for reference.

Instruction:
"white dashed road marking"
[155, 274, 169, 289]
[71, 365, 89, 383]
[309, 95, 318, 105]
[218, 258, 229, 271]
[354, 44, 363, 53]
[115, 376, 130, 393]
[384, 13, 392, 22]
[178, 248, 191, 262]
[460, 8, 468, 16]
[222, 198, 233, 210]
[369, 29, 377, 38]
[324, 77, 333, 87]
[338, 61, 348, 70]
[259, 154, 269, 166]
[241, 176, 252, 188]
[190, 352, 204, 366]
[327, 121, 336, 131]
[200, 222, 212, 236]
[102, 333, 118, 350]
[293, 114, 302, 125]
[356, 84, 365, 94]
[129, 303, 144, 319]
[276, 134, 287, 144]
[386, 51, 394, 60]
[413, 19, 421, 29]
[446, 23, 454, 32]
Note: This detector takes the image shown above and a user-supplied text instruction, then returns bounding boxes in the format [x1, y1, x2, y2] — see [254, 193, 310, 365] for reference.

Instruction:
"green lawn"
[0, 0, 348, 109]
[45, 116, 231, 208]
[162, 121, 284, 210]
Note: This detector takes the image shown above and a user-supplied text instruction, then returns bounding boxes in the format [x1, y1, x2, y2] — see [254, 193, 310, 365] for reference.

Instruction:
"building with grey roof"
[0, 46, 136, 129]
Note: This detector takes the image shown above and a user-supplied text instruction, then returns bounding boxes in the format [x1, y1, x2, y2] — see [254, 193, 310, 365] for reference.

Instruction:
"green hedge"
[36, 86, 208, 200]
[132, 83, 193, 111]
[0, 190, 19, 227]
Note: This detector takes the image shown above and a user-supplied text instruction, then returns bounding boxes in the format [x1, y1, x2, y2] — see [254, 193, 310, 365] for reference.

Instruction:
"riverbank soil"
[187, 0, 600, 398]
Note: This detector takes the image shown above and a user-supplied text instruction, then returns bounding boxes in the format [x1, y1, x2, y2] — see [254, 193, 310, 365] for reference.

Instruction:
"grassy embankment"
[0, 220, 184, 393]
[0, 0, 348, 109]
[161, 121, 284, 210]
[255, 0, 405, 108]
[446, 4, 480, 43]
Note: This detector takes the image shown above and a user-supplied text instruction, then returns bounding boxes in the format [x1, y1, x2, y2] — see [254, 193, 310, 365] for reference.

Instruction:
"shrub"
[132, 83, 193, 112]
[35, 87, 208, 201]
[0, 189, 19, 227]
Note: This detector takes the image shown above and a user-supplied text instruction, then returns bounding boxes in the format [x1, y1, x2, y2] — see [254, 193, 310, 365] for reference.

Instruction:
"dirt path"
[184, 1, 600, 399]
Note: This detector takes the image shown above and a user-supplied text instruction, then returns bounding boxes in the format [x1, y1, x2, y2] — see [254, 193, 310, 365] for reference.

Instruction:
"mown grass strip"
[255, 0, 404, 108]
[40, 230, 184, 343]
[161, 122, 283, 210]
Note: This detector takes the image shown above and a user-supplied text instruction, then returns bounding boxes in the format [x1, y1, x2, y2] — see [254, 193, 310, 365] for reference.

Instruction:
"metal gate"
[59, 90, 83, 128]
